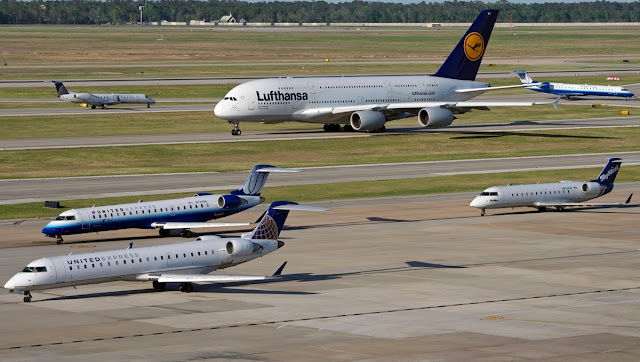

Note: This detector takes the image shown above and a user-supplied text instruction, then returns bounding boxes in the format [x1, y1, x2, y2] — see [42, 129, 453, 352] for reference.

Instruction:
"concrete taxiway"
[2, 153, 640, 204]
[1, 193, 639, 360]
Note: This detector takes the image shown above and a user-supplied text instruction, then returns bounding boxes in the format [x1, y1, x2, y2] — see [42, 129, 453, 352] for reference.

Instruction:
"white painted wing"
[454, 83, 541, 93]
[534, 194, 632, 208]
[157, 274, 271, 283]
[151, 222, 250, 229]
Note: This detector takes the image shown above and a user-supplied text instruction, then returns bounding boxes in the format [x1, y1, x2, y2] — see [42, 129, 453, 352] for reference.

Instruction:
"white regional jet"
[53, 81, 156, 109]
[42, 165, 299, 243]
[5, 201, 327, 302]
[513, 70, 635, 100]
[470, 158, 633, 216]
[214, 10, 556, 136]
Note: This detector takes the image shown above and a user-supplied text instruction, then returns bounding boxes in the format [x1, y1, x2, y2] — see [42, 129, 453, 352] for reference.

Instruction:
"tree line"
[1, 0, 639, 25]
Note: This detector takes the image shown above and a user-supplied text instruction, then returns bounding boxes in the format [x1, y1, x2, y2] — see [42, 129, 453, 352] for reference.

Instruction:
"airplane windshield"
[22, 266, 47, 273]
[55, 215, 76, 221]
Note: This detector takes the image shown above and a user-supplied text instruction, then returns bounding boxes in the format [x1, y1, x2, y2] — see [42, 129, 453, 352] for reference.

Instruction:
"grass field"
[1, 127, 638, 179]
[3, 165, 639, 220]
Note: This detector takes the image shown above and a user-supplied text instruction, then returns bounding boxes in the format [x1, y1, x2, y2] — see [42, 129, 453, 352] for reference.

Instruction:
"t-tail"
[231, 165, 301, 196]
[512, 70, 535, 84]
[246, 201, 329, 240]
[52, 81, 70, 96]
[433, 9, 499, 81]
[593, 158, 623, 186]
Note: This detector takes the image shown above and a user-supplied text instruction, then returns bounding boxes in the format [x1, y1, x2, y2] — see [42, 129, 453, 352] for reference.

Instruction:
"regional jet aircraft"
[42, 165, 299, 243]
[7, 201, 327, 302]
[470, 158, 633, 216]
[53, 81, 156, 109]
[513, 70, 634, 100]
[215, 10, 556, 135]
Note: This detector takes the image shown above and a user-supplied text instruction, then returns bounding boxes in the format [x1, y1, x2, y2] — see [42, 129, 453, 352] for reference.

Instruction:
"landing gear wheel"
[152, 281, 166, 290]
[91, 105, 96, 109]
[23, 291, 32, 303]
[537, 207, 547, 212]
[101, 105, 106, 109]
[231, 123, 241, 136]
[323, 124, 341, 132]
[481, 210, 485, 217]
[147, 104, 151, 108]
[159, 228, 170, 237]
[56, 235, 63, 244]
[343, 124, 354, 132]
[179, 282, 194, 293]
[181, 229, 193, 238]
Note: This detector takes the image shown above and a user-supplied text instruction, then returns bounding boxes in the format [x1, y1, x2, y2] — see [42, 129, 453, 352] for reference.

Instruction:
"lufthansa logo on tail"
[464, 32, 485, 62]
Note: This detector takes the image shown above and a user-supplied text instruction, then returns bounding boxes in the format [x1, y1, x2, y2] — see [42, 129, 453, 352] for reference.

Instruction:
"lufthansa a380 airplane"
[6, 201, 327, 302]
[470, 158, 633, 216]
[214, 10, 557, 135]
[42, 165, 299, 243]
[53, 81, 156, 109]
[513, 70, 635, 100]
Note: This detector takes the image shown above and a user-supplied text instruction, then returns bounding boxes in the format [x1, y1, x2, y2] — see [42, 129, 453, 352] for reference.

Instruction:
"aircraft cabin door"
[248, 94, 255, 110]
[52, 258, 66, 283]
[79, 209, 91, 230]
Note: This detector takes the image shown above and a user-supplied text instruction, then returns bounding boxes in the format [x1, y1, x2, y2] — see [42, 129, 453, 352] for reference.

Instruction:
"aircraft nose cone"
[4, 275, 17, 290]
[213, 101, 224, 117]
[42, 224, 59, 235]
[470, 197, 481, 208]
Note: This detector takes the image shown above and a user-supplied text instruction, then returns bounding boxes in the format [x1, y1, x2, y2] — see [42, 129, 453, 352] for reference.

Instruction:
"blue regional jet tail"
[52, 81, 70, 96]
[593, 158, 623, 186]
[434, 9, 499, 81]
[231, 164, 300, 196]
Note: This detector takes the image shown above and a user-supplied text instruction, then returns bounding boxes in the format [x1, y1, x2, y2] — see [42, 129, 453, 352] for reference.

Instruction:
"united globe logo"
[463, 32, 484, 62]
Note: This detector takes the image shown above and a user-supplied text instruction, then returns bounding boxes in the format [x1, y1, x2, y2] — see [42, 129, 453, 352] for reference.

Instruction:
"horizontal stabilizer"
[157, 274, 270, 283]
[256, 167, 301, 173]
[151, 222, 249, 229]
[273, 204, 330, 212]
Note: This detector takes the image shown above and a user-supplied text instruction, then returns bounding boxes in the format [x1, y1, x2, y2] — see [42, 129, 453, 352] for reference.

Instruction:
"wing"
[150, 222, 250, 229]
[153, 262, 287, 284]
[534, 194, 632, 208]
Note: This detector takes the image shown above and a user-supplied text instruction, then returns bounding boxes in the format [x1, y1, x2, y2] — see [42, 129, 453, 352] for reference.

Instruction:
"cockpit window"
[22, 266, 47, 273]
[479, 192, 498, 196]
[224, 97, 238, 101]
[55, 215, 76, 221]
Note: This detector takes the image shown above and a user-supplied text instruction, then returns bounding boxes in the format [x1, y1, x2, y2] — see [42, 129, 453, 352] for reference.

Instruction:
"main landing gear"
[179, 282, 194, 293]
[159, 228, 170, 237]
[480, 209, 485, 216]
[23, 291, 32, 303]
[231, 122, 241, 136]
[56, 235, 64, 244]
[152, 281, 166, 290]
[180, 229, 193, 238]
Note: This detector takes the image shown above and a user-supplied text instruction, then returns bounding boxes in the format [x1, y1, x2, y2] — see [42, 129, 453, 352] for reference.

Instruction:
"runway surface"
[2, 153, 640, 204]
[1, 194, 639, 360]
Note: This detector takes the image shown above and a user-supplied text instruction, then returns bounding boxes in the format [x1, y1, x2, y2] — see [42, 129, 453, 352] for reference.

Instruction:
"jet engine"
[225, 240, 262, 257]
[417, 107, 455, 128]
[217, 195, 244, 209]
[350, 110, 386, 131]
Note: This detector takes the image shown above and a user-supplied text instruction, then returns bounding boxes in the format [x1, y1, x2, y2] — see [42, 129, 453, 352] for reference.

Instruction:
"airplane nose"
[213, 101, 223, 117]
[470, 197, 481, 208]
[4, 275, 17, 290]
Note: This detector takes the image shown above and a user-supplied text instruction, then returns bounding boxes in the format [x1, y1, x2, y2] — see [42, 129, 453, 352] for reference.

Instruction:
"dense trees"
[1, 0, 639, 25]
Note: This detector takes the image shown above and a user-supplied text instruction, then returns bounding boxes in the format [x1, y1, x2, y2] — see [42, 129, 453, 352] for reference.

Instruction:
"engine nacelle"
[217, 195, 244, 209]
[417, 107, 455, 128]
[225, 239, 262, 257]
[350, 110, 386, 131]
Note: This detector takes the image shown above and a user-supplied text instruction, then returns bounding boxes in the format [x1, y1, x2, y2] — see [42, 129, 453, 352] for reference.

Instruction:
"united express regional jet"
[470, 158, 633, 216]
[6, 201, 327, 302]
[53, 81, 156, 109]
[42, 165, 299, 243]
[513, 70, 635, 100]
[215, 10, 556, 135]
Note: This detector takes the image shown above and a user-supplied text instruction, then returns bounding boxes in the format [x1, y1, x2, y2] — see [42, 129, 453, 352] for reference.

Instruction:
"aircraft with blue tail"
[8, 201, 328, 302]
[42, 165, 300, 243]
[215, 10, 556, 135]
[470, 158, 634, 216]
[513, 70, 634, 100]
[53, 81, 156, 109]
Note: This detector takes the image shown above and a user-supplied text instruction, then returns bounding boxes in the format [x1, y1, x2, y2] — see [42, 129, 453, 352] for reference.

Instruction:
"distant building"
[220, 13, 236, 23]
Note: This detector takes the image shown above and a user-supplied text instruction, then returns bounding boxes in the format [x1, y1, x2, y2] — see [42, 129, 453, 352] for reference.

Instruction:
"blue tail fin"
[433, 10, 499, 81]
[231, 164, 300, 196]
[593, 158, 622, 186]
[249, 201, 296, 240]
[52, 81, 69, 96]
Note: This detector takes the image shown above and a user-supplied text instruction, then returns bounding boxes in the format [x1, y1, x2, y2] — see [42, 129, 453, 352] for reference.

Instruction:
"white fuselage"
[470, 181, 607, 210]
[42, 194, 262, 237]
[529, 82, 634, 98]
[4, 236, 279, 292]
[60, 92, 156, 106]
[214, 75, 486, 124]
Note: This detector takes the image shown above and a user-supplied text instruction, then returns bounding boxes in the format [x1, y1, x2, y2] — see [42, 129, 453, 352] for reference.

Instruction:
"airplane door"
[308, 83, 317, 94]
[79, 209, 91, 230]
[166, 252, 175, 267]
[52, 258, 66, 283]
[358, 96, 364, 105]
[248, 94, 255, 110]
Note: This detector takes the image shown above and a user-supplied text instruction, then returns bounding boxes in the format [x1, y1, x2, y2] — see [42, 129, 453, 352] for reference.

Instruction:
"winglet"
[552, 97, 560, 110]
[625, 193, 633, 204]
[271, 261, 288, 277]
[127, 242, 133, 249]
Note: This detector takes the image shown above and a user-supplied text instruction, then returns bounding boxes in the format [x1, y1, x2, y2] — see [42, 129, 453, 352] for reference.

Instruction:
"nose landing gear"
[56, 235, 64, 244]
[231, 123, 241, 136]
[23, 291, 32, 303]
